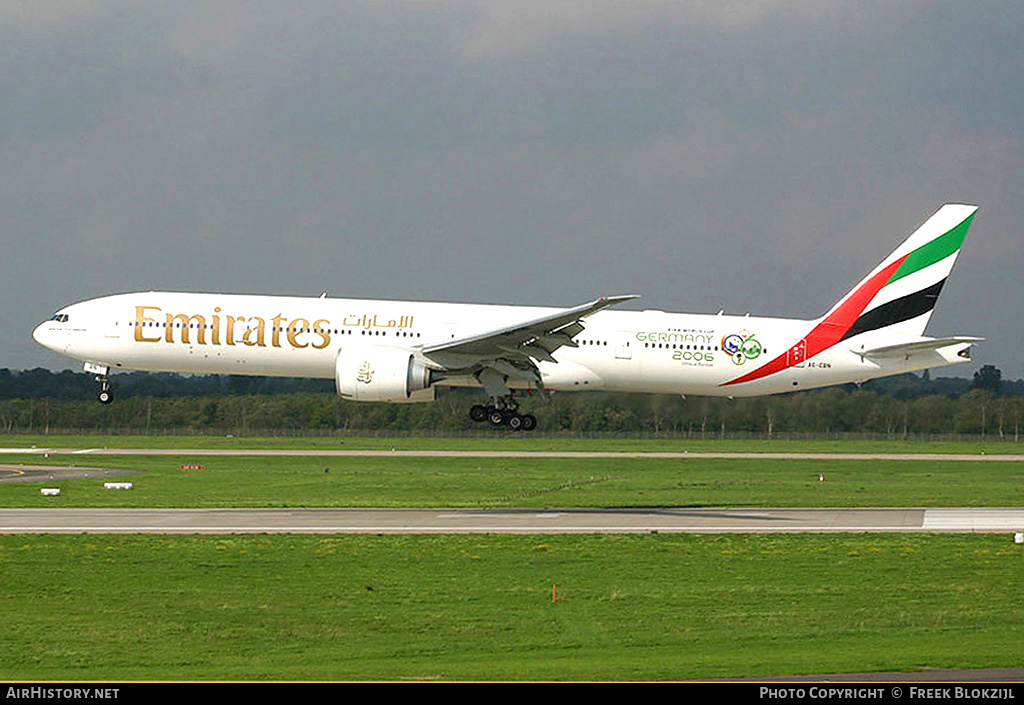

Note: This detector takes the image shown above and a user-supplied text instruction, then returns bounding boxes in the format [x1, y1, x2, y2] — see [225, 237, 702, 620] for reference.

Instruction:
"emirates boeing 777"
[34, 204, 981, 430]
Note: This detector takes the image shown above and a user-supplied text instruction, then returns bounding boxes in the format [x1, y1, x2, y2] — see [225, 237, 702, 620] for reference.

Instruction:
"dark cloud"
[5, 2, 1023, 376]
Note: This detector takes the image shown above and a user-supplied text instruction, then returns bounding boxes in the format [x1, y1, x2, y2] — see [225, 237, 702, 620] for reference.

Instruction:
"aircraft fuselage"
[32, 290, 969, 399]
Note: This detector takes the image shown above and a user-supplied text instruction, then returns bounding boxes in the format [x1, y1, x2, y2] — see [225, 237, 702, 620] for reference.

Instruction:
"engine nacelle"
[335, 345, 438, 403]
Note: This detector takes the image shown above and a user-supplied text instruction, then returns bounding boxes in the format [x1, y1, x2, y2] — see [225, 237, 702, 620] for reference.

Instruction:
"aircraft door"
[787, 339, 807, 367]
[440, 323, 458, 344]
[614, 331, 633, 360]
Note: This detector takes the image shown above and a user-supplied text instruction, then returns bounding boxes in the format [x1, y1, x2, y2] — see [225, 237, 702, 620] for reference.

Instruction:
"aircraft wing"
[853, 336, 984, 360]
[422, 294, 638, 371]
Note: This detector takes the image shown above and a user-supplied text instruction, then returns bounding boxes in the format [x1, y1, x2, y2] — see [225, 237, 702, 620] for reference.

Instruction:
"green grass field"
[1, 453, 1022, 508]
[1, 533, 1021, 681]
[2, 434, 1023, 680]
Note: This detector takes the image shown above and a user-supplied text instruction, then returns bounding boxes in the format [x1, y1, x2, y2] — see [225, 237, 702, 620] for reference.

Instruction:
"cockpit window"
[50, 313, 69, 323]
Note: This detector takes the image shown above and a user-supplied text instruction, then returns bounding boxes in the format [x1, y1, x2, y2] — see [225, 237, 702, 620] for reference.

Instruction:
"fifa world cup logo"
[721, 331, 762, 366]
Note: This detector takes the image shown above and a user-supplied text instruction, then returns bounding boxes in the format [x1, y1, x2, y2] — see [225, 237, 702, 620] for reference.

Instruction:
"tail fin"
[821, 204, 977, 341]
[722, 205, 977, 388]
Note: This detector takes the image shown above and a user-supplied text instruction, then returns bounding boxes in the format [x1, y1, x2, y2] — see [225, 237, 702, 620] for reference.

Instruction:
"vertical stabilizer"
[824, 204, 977, 340]
[722, 204, 977, 387]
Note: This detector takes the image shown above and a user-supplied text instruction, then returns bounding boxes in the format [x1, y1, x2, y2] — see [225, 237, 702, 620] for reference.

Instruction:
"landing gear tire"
[475, 394, 537, 430]
[98, 389, 113, 405]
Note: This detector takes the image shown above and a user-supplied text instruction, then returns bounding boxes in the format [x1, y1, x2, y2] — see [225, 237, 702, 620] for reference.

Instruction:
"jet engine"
[335, 345, 440, 403]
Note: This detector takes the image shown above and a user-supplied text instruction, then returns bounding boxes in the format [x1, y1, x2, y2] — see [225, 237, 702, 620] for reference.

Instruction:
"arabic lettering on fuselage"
[132, 306, 414, 350]
[341, 314, 415, 330]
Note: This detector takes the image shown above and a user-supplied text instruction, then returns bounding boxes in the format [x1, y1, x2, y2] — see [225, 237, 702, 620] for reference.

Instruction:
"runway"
[3, 446, 1024, 461]
[2, 507, 1022, 534]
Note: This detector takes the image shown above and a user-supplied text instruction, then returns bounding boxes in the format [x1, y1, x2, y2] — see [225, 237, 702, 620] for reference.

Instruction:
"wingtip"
[592, 294, 640, 307]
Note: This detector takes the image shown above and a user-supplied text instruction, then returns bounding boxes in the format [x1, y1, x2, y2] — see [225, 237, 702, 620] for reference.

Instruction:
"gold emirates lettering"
[135, 306, 331, 350]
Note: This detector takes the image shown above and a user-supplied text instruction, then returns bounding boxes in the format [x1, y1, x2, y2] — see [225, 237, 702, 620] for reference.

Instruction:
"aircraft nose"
[33, 322, 55, 351]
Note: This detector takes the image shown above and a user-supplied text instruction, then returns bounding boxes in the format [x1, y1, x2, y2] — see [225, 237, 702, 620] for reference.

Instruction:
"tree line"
[0, 365, 1020, 438]
[0, 368, 333, 400]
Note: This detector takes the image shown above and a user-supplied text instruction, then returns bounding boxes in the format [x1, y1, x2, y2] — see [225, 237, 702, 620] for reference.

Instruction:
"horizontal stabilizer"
[853, 336, 983, 360]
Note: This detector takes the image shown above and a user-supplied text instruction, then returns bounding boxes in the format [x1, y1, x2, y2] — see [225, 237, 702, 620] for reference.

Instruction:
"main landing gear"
[469, 401, 537, 431]
[471, 368, 538, 431]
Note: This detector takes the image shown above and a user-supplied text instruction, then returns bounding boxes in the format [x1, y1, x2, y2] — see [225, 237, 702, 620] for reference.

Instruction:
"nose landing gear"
[97, 380, 113, 404]
[84, 362, 113, 404]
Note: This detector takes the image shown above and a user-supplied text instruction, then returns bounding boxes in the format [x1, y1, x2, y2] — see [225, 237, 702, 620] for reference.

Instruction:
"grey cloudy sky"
[4, 1, 1023, 378]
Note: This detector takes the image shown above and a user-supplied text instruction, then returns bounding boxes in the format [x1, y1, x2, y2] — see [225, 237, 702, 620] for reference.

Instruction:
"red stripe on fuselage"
[721, 255, 907, 387]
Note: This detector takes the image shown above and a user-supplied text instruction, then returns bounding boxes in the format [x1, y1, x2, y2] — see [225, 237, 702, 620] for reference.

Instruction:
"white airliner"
[34, 204, 980, 430]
